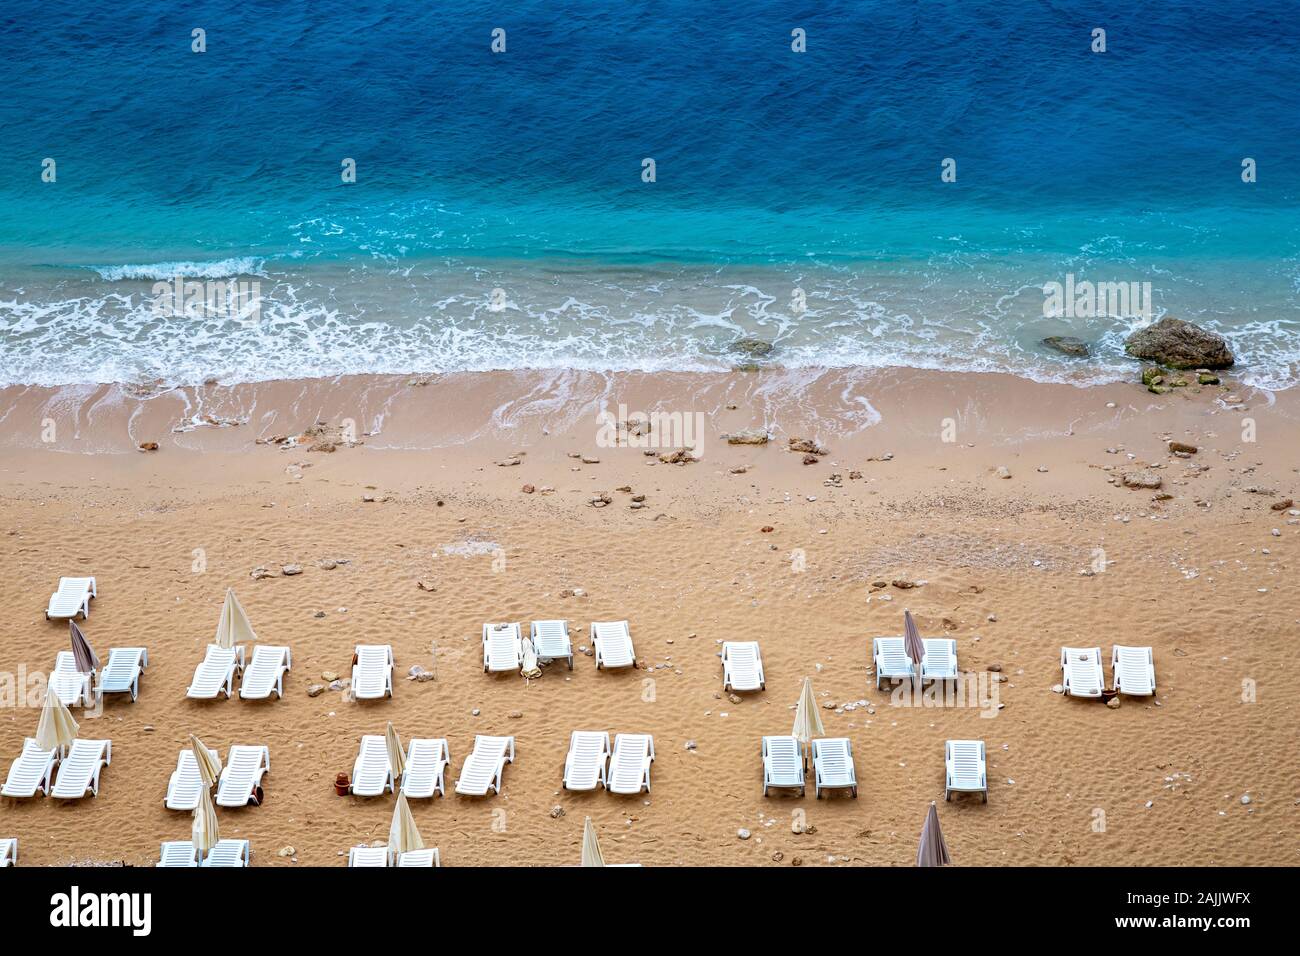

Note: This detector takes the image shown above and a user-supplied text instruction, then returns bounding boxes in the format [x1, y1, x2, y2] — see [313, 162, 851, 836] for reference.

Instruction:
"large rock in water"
[1124, 317, 1234, 369]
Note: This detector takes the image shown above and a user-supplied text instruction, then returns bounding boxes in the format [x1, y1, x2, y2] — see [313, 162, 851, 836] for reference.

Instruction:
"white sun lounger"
[351, 735, 394, 797]
[186, 644, 245, 700]
[811, 737, 857, 798]
[872, 637, 916, 689]
[922, 638, 959, 684]
[762, 735, 805, 796]
[454, 735, 514, 796]
[722, 641, 765, 691]
[482, 622, 523, 673]
[945, 739, 988, 802]
[1112, 645, 1156, 696]
[165, 745, 222, 811]
[239, 645, 291, 700]
[592, 621, 636, 669]
[50, 739, 111, 799]
[352, 644, 394, 699]
[215, 745, 269, 807]
[1061, 646, 1104, 698]
[158, 841, 199, 867]
[46, 576, 96, 620]
[2, 739, 58, 798]
[402, 738, 450, 798]
[606, 733, 654, 795]
[348, 846, 390, 867]
[531, 620, 573, 669]
[98, 647, 148, 702]
[397, 848, 440, 867]
[201, 839, 250, 867]
[49, 651, 93, 708]
[0, 838, 16, 867]
[562, 731, 610, 791]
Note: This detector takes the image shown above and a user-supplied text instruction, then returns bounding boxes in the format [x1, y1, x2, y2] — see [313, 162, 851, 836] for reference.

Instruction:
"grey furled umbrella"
[903, 610, 925, 688]
[916, 801, 952, 866]
[69, 620, 99, 674]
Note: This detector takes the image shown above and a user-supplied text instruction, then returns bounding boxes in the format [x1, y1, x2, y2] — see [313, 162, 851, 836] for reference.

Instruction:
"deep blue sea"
[1, 1, 1298, 387]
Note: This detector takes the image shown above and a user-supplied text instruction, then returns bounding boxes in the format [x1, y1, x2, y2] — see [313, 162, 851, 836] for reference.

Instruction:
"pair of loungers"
[562, 732, 655, 794]
[47, 648, 148, 707]
[1, 738, 111, 799]
[186, 644, 291, 701]
[164, 745, 269, 809]
[1061, 645, 1156, 697]
[872, 637, 959, 689]
[351, 736, 450, 798]
[158, 840, 250, 867]
[346, 846, 440, 867]
[483, 621, 635, 672]
[45, 576, 96, 620]
[761, 735, 858, 798]
[483, 621, 576, 672]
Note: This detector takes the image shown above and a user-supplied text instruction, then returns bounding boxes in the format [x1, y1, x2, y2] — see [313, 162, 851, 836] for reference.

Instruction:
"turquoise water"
[1, 1, 1297, 387]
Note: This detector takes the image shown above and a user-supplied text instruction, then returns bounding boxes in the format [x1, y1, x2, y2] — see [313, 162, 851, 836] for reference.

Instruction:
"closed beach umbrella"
[189, 734, 222, 788]
[388, 791, 424, 856]
[520, 637, 541, 679]
[903, 610, 926, 686]
[916, 802, 952, 867]
[792, 677, 824, 769]
[580, 816, 605, 867]
[35, 690, 79, 754]
[213, 587, 257, 649]
[385, 721, 406, 782]
[69, 620, 99, 674]
[193, 785, 220, 858]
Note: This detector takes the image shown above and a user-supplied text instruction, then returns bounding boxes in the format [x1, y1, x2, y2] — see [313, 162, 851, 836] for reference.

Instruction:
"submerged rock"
[1042, 335, 1091, 358]
[1124, 317, 1235, 369]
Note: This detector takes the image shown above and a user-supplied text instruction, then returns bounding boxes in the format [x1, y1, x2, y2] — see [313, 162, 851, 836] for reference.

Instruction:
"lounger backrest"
[762, 735, 802, 781]
[2, 739, 57, 797]
[397, 848, 440, 867]
[102, 648, 146, 685]
[946, 740, 985, 786]
[874, 637, 915, 675]
[592, 621, 635, 666]
[531, 620, 570, 656]
[565, 731, 610, 787]
[813, 738, 854, 784]
[922, 639, 956, 670]
[348, 846, 390, 867]
[483, 624, 522, 669]
[1062, 646, 1104, 692]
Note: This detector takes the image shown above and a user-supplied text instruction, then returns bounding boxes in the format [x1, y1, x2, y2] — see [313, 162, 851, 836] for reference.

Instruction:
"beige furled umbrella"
[903, 610, 926, 688]
[35, 690, 78, 755]
[580, 816, 605, 867]
[520, 637, 541, 679]
[193, 785, 220, 858]
[69, 620, 100, 674]
[385, 721, 406, 783]
[916, 801, 952, 867]
[388, 791, 424, 857]
[792, 677, 824, 769]
[189, 734, 222, 788]
[213, 587, 257, 649]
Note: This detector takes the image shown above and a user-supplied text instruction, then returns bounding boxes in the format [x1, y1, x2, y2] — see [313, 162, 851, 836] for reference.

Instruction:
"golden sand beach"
[1, 368, 1296, 866]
